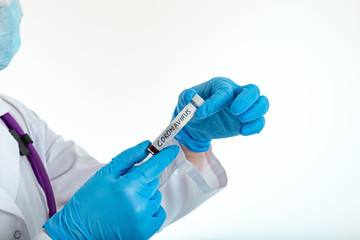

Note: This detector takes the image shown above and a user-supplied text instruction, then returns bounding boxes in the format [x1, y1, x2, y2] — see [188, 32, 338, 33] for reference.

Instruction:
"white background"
[1, 0, 360, 239]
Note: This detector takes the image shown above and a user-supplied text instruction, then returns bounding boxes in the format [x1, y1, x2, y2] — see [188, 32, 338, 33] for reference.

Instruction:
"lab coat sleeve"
[158, 139, 228, 229]
[4, 94, 227, 237]
[33, 230, 52, 240]
[28, 115, 104, 210]
[29, 110, 227, 230]
[11, 101, 104, 210]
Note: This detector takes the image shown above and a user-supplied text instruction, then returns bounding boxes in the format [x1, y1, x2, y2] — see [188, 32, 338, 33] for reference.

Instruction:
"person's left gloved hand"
[174, 77, 269, 152]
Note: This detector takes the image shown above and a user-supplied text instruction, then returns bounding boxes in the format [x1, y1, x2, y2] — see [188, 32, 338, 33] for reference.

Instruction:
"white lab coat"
[0, 94, 227, 240]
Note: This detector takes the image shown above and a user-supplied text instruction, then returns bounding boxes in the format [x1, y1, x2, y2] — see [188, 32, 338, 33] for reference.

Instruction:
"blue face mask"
[0, 0, 22, 71]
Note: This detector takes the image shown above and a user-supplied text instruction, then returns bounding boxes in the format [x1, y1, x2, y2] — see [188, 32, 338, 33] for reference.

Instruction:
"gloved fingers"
[148, 190, 162, 215]
[195, 78, 237, 119]
[126, 145, 180, 183]
[240, 116, 266, 135]
[177, 88, 197, 108]
[108, 140, 151, 178]
[143, 206, 166, 237]
[137, 177, 160, 199]
[238, 95, 269, 123]
[152, 206, 167, 227]
[147, 178, 160, 198]
[230, 84, 260, 115]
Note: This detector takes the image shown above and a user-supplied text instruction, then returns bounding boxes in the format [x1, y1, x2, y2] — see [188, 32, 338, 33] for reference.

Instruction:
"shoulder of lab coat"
[30, 116, 103, 209]
[0, 94, 103, 239]
[0, 94, 104, 210]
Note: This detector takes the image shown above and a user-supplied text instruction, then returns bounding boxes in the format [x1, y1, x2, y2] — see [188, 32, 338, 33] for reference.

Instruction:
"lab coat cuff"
[33, 230, 52, 240]
[202, 144, 228, 189]
[160, 139, 227, 192]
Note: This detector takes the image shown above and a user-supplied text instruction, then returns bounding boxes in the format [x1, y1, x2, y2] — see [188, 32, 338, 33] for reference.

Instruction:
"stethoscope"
[1, 112, 56, 218]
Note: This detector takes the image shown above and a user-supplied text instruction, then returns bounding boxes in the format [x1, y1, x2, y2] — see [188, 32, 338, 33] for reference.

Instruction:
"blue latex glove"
[44, 141, 180, 240]
[0, 0, 22, 71]
[174, 77, 269, 152]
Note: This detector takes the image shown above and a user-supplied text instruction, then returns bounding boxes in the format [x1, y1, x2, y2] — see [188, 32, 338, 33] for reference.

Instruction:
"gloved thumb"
[177, 89, 197, 109]
[126, 145, 180, 183]
[107, 140, 151, 178]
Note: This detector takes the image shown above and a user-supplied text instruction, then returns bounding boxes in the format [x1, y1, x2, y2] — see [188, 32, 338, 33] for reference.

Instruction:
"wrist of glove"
[173, 107, 211, 152]
[174, 129, 211, 152]
[43, 197, 92, 240]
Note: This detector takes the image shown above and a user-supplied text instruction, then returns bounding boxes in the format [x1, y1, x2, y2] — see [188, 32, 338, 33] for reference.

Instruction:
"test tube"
[147, 94, 205, 155]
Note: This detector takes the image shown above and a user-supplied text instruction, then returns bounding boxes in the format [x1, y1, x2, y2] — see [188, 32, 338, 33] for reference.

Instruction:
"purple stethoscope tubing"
[1, 113, 56, 218]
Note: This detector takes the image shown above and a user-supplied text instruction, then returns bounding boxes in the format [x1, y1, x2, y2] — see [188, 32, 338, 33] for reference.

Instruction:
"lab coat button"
[14, 230, 21, 239]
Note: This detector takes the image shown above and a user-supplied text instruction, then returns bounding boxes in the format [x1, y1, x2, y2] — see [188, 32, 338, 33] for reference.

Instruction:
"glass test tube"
[147, 94, 205, 155]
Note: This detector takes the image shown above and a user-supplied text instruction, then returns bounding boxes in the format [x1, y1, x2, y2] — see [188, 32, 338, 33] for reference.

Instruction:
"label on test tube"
[147, 94, 205, 155]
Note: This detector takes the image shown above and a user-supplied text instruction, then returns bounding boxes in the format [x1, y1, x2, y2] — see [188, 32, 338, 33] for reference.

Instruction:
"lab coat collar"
[0, 97, 11, 116]
[0, 123, 20, 200]
[0, 189, 24, 220]
[0, 97, 22, 218]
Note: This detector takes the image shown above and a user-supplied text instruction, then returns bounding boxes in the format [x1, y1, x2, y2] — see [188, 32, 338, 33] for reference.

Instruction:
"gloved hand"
[174, 77, 269, 152]
[44, 141, 180, 240]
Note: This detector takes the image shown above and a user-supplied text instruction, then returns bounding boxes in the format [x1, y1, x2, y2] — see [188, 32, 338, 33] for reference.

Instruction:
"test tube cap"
[191, 94, 205, 108]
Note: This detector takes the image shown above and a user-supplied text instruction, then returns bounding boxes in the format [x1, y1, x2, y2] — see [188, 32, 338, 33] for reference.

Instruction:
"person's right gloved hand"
[43, 140, 180, 240]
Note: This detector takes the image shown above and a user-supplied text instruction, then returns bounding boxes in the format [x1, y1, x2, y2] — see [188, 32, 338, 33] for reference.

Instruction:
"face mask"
[0, 0, 22, 71]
